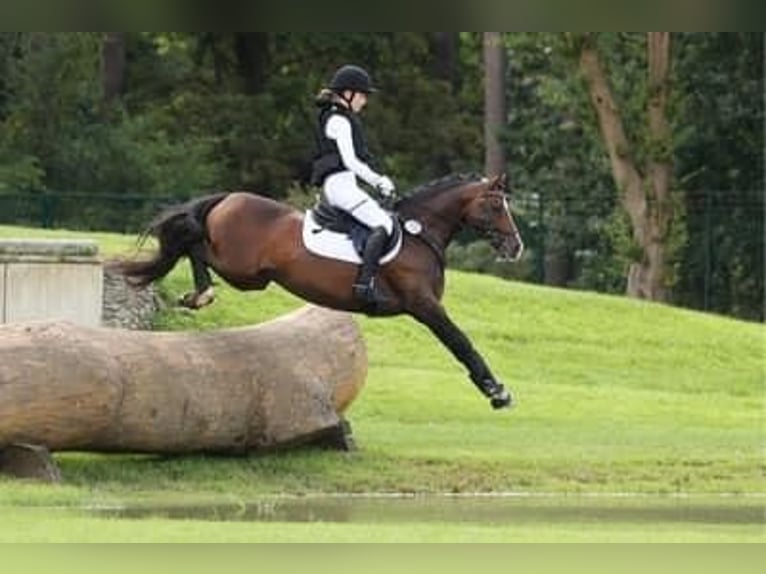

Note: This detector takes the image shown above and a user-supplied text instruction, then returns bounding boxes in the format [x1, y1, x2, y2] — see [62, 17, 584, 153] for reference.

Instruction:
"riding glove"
[376, 176, 396, 197]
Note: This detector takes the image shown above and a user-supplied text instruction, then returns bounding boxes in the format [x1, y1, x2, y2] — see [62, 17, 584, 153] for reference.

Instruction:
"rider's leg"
[352, 225, 389, 304]
[346, 191, 393, 304]
[324, 174, 393, 304]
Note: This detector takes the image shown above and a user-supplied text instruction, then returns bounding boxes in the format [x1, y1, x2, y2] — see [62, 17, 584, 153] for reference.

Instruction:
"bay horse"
[115, 173, 524, 409]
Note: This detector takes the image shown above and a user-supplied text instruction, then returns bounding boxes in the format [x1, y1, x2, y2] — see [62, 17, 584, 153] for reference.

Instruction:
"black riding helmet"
[328, 65, 378, 94]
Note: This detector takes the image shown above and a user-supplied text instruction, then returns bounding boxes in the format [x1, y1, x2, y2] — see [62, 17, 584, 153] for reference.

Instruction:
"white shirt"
[325, 114, 383, 187]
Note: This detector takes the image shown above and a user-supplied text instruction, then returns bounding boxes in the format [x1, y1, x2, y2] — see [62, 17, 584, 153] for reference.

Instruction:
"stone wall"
[0, 239, 160, 331]
[101, 267, 159, 330]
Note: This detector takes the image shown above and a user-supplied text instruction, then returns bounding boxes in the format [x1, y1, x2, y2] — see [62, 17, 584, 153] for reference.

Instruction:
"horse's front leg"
[408, 299, 513, 410]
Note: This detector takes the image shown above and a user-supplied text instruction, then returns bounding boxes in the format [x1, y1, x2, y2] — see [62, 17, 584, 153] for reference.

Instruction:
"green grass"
[0, 224, 763, 541]
[1, 506, 762, 542]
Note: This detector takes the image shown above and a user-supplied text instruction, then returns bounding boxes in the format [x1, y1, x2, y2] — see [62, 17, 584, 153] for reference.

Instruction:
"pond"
[87, 494, 764, 525]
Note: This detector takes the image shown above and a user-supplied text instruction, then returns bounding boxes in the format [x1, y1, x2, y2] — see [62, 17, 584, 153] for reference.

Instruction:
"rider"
[311, 64, 395, 306]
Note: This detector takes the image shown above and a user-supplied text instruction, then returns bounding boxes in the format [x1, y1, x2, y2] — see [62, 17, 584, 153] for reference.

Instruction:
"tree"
[501, 34, 621, 290]
[578, 32, 674, 301]
[430, 32, 459, 91]
[483, 32, 507, 177]
[673, 33, 764, 321]
[101, 32, 125, 103]
[233, 33, 270, 94]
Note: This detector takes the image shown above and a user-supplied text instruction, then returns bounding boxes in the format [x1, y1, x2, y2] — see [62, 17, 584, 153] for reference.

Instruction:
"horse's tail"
[113, 193, 229, 287]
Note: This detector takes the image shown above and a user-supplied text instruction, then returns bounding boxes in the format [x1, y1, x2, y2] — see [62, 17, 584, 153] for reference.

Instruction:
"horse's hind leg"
[178, 244, 215, 309]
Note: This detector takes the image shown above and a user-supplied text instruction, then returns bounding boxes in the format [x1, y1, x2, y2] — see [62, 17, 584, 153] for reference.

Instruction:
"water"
[89, 494, 764, 525]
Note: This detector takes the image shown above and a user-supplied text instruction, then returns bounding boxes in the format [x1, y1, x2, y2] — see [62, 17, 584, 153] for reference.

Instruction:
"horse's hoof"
[177, 292, 197, 309]
[177, 287, 215, 310]
[490, 389, 513, 410]
[196, 287, 215, 308]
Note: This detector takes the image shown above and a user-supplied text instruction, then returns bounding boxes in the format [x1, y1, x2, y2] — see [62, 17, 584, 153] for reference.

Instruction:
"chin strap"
[340, 92, 355, 109]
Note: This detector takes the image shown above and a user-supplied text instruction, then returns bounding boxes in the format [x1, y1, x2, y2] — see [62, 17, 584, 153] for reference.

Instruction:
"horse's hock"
[0, 305, 367, 480]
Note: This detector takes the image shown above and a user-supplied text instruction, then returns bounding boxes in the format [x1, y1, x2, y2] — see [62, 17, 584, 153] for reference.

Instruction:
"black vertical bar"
[537, 191, 545, 283]
[703, 187, 712, 311]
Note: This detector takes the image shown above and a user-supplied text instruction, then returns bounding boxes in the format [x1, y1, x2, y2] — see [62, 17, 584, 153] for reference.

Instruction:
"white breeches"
[323, 172, 393, 234]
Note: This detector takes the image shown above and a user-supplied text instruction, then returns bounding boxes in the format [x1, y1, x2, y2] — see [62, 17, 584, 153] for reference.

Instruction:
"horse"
[115, 173, 524, 409]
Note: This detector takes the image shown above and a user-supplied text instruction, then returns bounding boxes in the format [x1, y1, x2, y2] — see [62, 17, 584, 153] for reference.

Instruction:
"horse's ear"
[489, 173, 507, 191]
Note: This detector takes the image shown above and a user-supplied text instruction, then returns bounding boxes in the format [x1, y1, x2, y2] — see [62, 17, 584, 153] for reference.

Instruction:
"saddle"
[308, 199, 402, 259]
[303, 199, 402, 263]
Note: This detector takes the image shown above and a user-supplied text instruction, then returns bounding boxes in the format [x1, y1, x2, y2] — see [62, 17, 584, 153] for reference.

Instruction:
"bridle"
[468, 190, 521, 254]
[395, 185, 521, 268]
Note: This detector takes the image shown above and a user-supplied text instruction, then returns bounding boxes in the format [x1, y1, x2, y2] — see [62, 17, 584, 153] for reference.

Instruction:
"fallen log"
[0, 305, 366, 456]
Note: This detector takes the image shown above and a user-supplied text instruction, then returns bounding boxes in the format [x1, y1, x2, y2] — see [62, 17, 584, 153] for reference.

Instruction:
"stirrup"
[352, 280, 385, 306]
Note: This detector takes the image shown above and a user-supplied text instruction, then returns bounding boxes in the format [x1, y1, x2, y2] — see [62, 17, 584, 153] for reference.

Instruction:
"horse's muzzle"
[494, 233, 524, 263]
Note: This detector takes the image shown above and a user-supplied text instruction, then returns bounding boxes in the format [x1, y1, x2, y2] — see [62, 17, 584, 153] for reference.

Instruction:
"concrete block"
[0, 264, 5, 323]
[0, 263, 5, 323]
[5, 262, 103, 326]
[0, 239, 103, 327]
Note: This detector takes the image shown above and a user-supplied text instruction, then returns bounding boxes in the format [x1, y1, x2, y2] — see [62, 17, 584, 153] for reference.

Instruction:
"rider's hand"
[376, 176, 396, 197]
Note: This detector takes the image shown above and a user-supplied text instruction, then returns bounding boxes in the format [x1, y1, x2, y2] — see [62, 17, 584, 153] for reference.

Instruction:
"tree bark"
[640, 32, 673, 300]
[483, 32, 507, 177]
[579, 33, 673, 301]
[0, 306, 366, 454]
[101, 32, 126, 103]
[430, 32, 459, 90]
[234, 33, 269, 94]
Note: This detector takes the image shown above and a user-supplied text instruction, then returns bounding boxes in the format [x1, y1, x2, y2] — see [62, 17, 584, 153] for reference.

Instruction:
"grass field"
[0, 225, 763, 542]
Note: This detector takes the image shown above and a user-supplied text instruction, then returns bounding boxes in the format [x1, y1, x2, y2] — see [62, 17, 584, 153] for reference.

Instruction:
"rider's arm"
[325, 114, 383, 187]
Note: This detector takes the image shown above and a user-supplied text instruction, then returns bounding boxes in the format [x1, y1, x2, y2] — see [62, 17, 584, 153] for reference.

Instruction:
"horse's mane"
[396, 172, 484, 209]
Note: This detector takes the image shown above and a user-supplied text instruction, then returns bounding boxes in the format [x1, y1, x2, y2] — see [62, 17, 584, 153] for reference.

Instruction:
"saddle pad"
[302, 210, 403, 264]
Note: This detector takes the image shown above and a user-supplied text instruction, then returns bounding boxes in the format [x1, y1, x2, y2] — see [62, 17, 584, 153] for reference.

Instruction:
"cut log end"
[0, 443, 62, 483]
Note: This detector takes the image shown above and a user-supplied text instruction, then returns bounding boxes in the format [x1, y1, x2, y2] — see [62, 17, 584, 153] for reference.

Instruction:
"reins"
[393, 184, 512, 270]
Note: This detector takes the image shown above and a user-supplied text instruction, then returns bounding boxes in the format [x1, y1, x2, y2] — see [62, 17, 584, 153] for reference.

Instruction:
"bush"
[447, 240, 532, 281]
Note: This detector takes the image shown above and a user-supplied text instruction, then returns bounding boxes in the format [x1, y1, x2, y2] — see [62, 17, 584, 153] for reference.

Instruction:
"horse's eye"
[489, 198, 503, 212]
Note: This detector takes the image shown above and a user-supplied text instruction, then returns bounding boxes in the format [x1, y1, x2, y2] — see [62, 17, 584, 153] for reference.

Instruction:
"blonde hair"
[315, 88, 337, 104]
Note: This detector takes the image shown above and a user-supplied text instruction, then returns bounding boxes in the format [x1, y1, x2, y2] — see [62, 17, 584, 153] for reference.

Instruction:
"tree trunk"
[579, 33, 673, 301]
[483, 32, 507, 177]
[544, 247, 572, 287]
[0, 306, 366, 454]
[430, 32, 459, 90]
[234, 33, 269, 94]
[101, 32, 126, 103]
[640, 32, 673, 300]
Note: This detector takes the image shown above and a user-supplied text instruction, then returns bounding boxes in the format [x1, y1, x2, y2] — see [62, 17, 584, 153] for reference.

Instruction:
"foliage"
[446, 239, 532, 280]
[117, 32, 483, 194]
[501, 32, 762, 319]
[673, 33, 764, 320]
[0, 152, 43, 192]
[502, 34, 622, 288]
[0, 32, 761, 319]
[0, 33, 222, 197]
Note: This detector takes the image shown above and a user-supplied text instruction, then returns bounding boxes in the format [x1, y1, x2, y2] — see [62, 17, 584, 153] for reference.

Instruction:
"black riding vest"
[311, 103, 376, 186]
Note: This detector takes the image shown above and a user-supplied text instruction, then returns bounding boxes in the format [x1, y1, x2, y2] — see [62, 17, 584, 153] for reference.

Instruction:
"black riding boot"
[352, 226, 389, 306]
